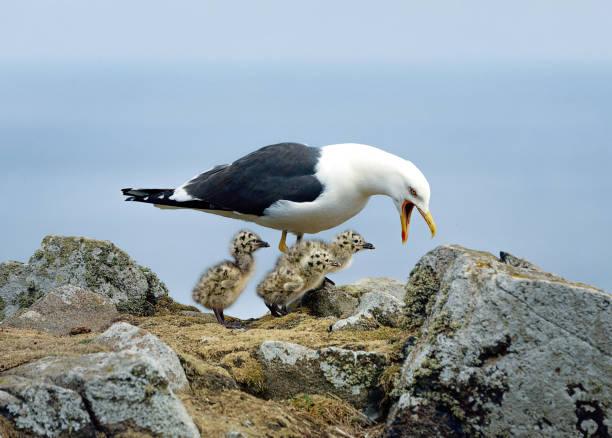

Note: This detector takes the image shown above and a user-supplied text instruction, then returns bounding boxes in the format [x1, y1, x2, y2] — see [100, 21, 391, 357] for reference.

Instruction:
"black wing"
[182, 142, 323, 216]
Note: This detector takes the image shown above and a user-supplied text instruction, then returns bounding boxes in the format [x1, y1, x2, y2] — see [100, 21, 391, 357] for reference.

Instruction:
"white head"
[320, 143, 437, 244]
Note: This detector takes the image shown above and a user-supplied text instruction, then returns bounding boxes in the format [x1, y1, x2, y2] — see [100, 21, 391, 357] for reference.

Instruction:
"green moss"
[379, 363, 402, 397]
[426, 311, 459, 342]
[12, 281, 43, 309]
[116, 296, 156, 317]
[291, 394, 317, 412]
[402, 265, 441, 331]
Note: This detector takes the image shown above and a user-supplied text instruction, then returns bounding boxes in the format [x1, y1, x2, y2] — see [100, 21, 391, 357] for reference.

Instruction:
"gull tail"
[121, 187, 174, 204]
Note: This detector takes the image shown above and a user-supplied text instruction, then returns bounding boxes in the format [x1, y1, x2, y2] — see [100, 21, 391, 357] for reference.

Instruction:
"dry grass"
[0, 298, 398, 437]
[0, 327, 108, 372]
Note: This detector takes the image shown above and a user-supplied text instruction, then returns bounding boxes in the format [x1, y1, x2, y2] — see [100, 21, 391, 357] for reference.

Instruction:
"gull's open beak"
[256, 240, 270, 248]
[401, 201, 436, 244]
[360, 242, 376, 250]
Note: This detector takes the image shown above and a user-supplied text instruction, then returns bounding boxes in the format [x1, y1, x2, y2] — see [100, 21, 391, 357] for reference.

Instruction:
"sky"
[1, 1, 612, 64]
[1, 1, 611, 319]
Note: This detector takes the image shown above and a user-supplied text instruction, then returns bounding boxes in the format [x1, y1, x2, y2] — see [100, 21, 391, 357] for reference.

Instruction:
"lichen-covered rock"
[297, 277, 406, 319]
[348, 278, 407, 301]
[0, 235, 168, 321]
[387, 244, 612, 437]
[93, 322, 189, 392]
[257, 340, 386, 411]
[4, 351, 200, 437]
[296, 283, 360, 317]
[330, 312, 380, 331]
[0, 375, 94, 437]
[0, 285, 118, 335]
[332, 291, 405, 331]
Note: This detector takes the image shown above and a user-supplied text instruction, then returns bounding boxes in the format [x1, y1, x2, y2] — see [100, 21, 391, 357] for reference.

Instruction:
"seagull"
[122, 142, 436, 251]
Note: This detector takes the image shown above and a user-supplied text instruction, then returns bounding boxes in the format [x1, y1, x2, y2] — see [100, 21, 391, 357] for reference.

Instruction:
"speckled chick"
[192, 230, 269, 327]
[259, 247, 339, 317]
[278, 230, 374, 276]
[256, 265, 304, 317]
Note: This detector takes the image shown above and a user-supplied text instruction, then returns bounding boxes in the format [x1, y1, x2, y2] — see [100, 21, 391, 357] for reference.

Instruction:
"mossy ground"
[0, 296, 404, 437]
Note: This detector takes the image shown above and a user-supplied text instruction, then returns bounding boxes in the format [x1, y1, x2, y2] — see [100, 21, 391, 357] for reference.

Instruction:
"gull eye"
[409, 187, 417, 197]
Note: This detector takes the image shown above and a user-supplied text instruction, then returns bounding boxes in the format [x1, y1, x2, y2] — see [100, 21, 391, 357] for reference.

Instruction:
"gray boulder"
[257, 340, 386, 411]
[297, 277, 406, 319]
[0, 235, 168, 320]
[386, 244, 612, 437]
[93, 322, 189, 392]
[0, 375, 94, 437]
[0, 285, 118, 335]
[332, 290, 405, 331]
[4, 351, 200, 437]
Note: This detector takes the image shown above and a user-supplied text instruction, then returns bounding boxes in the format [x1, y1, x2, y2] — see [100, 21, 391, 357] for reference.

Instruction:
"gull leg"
[279, 230, 289, 252]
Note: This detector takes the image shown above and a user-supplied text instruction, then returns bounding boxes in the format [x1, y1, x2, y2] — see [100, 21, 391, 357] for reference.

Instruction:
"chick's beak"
[331, 261, 341, 267]
[401, 201, 436, 244]
[360, 242, 376, 250]
[256, 240, 270, 248]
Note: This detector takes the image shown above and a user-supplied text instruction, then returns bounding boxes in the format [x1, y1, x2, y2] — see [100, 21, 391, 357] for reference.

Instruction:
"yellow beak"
[401, 201, 436, 244]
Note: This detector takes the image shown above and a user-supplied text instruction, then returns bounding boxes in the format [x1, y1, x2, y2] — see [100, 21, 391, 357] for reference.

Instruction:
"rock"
[0, 235, 168, 321]
[296, 277, 406, 319]
[4, 351, 200, 437]
[0, 285, 118, 335]
[332, 291, 405, 331]
[384, 393, 457, 438]
[0, 375, 94, 437]
[257, 340, 386, 411]
[348, 277, 407, 301]
[330, 312, 380, 331]
[386, 244, 612, 437]
[297, 283, 359, 318]
[93, 322, 189, 392]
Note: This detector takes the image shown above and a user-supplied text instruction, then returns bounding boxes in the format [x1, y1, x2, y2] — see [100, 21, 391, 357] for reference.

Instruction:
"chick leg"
[265, 303, 282, 317]
[296, 233, 304, 244]
[278, 230, 289, 252]
[280, 305, 289, 315]
[214, 308, 225, 325]
[214, 308, 242, 328]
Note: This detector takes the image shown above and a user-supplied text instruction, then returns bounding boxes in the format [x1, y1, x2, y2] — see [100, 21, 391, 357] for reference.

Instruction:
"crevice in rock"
[575, 400, 609, 438]
[79, 391, 107, 436]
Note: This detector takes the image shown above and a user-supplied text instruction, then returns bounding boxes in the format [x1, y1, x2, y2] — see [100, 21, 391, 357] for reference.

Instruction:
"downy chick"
[259, 248, 339, 317]
[193, 230, 269, 327]
[277, 230, 374, 284]
[256, 265, 304, 317]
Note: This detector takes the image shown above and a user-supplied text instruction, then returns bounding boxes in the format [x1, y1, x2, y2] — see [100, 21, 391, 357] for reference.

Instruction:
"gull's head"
[388, 160, 436, 244]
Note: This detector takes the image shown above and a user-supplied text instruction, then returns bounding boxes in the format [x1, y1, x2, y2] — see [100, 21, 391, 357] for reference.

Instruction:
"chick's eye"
[353, 239, 358, 243]
[409, 187, 417, 197]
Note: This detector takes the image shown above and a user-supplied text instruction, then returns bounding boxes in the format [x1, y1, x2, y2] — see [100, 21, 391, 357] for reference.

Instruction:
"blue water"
[1, 62, 610, 318]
